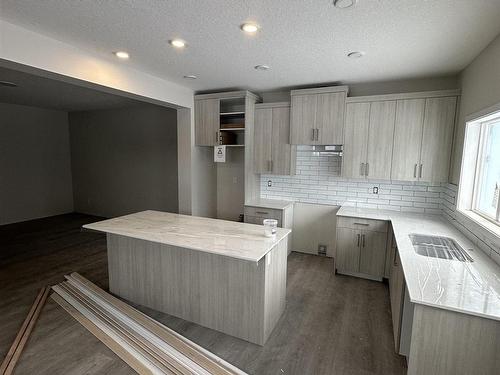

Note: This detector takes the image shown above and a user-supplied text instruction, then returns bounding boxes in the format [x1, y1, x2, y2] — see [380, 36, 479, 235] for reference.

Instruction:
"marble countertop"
[245, 199, 294, 210]
[83, 210, 291, 262]
[337, 207, 500, 321]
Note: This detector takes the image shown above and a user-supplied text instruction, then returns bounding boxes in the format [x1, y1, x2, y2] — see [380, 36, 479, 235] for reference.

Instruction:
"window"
[473, 118, 500, 223]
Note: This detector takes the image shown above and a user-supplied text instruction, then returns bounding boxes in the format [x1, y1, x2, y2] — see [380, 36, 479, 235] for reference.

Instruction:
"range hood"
[299, 145, 343, 156]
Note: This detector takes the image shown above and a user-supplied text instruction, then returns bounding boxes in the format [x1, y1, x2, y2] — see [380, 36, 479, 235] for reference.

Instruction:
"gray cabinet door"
[335, 227, 360, 274]
[343, 102, 370, 178]
[316, 92, 346, 145]
[195, 98, 220, 146]
[254, 108, 273, 174]
[290, 94, 317, 145]
[271, 106, 294, 175]
[420, 96, 457, 182]
[366, 101, 396, 180]
[359, 230, 387, 278]
[391, 99, 425, 181]
[389, 250, 405, 353]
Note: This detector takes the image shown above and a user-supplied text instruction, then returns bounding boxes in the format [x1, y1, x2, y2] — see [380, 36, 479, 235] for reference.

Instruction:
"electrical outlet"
[318, 244, 327, 256]
[373, 186, 379, 194]
[267, 180, 272, 187]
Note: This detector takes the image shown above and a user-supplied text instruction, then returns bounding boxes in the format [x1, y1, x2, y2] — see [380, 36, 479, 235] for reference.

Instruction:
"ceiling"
[0, 66, 144, 111]
[2, 0, 500, 92]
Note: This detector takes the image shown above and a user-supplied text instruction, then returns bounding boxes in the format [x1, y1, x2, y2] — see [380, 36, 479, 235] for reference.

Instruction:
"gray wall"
[69, 104, 178, 218]
[0, 102, 73, 225]
[451, 33, 500, 184]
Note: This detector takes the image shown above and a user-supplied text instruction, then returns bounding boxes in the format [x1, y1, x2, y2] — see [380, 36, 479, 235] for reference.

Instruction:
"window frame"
[470, 117, 500, 225]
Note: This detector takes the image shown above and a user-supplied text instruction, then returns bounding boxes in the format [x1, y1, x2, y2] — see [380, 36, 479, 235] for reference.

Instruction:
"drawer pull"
[255, 211, 269, 215]
[353, 222, 369, 226]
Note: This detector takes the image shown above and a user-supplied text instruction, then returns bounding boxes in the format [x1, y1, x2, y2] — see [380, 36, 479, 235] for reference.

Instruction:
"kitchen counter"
[337, 207, 500, 321]
[245, 198, 294, 210]
[84, 210, 291, 262]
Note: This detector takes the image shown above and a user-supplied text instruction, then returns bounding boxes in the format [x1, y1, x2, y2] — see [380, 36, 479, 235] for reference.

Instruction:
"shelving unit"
[219, 98, 246, 146]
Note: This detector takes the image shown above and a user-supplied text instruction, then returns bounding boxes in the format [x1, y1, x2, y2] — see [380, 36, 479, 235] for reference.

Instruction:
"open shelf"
[220, 128, 245, 131]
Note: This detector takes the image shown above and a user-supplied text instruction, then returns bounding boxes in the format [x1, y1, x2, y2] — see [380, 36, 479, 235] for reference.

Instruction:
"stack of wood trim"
[51, 273, 247, 375]
[1, 286, 50, 375]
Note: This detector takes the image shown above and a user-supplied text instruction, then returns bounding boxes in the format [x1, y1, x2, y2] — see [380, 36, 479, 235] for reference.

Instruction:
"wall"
[0, 102, 73, 224]
[451, 33, 500, 184]
[69, 104, 178, 218]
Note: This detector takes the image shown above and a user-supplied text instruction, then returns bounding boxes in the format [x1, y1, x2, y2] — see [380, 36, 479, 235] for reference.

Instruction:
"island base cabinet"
[106, 233, 288, 346]
[408, 304, 500, 375]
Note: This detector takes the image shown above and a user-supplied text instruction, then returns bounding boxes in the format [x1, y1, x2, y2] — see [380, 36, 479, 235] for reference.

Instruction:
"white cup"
[263, 219, 278, 237]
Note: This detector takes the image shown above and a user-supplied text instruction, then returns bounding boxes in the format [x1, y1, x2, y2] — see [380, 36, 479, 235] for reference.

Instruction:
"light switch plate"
[373, 187, 379, 194]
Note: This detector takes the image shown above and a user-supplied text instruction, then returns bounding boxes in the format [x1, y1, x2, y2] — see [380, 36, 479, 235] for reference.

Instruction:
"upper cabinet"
[343, 100, 396, 180]
[344, 90, 459, 183]
[195, 98, 220, 146]
[194, 91, 260, 147]
[390, 95, 457, 182]
[254, 103, 296, 175]
[290, 86, 348, 145]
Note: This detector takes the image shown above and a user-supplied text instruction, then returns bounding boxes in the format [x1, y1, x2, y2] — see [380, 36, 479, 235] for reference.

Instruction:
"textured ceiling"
[0, 66, 143, 111]
[2, 0, 500, 92]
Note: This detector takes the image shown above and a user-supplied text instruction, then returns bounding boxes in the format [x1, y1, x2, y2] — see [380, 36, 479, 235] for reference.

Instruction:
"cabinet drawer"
[337, 216, 388, 233]
[244, 206, 282, 220]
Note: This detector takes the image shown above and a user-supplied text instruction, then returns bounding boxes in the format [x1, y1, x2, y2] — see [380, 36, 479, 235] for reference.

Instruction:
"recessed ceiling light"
[183, 75, 197, 80]
[254, 64, 270, 71]
[241, 23, 260, 33]
[333, 0, 356, 8]
[0, 80, 18, 87]
[347, 51, 364, 59]
[113, 51, 129, 59]
[170, 39, 186, 48]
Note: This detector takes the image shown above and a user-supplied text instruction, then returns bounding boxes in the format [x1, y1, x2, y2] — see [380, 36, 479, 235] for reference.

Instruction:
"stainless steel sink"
[409, 234, 473, 262]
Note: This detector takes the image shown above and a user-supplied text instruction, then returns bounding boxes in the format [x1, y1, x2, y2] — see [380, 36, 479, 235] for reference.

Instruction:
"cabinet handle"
[393, 248, 398, 266]
[256, 211, 269, 215]
[215, 130, 219, 145]
[357, 233, 360, 247]
[365, 163, 369, 177]
[311, 128, 315, 141]
[353, 222, 369, 226]
[360, 163, 365, 176]
[316, 128, 320, 141]
[362, 234, 365, 248]
[419, 164, 423, 178]
[413, 164, 417, 178]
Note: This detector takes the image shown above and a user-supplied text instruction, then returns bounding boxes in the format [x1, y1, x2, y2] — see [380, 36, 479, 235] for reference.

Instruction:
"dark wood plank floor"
[0, 214, 406, 375]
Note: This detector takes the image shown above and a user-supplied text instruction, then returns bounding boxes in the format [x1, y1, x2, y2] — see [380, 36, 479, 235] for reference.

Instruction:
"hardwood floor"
[0, 214, 406, 375]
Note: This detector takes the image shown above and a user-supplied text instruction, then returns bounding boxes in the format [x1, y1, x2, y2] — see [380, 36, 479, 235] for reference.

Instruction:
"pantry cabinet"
[290, 86, 348, 145]
[335, 216, 388, 280]
[254, 102, 296, 175]
[390, 96, 457, 182]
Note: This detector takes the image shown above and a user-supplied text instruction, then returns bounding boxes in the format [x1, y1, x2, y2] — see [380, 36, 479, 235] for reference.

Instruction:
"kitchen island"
[84, 210, 291, 345]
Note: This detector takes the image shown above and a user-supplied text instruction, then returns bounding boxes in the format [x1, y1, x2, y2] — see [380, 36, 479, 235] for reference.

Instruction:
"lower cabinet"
[335, 217, 388, 280]
[389, 247, 405, 352]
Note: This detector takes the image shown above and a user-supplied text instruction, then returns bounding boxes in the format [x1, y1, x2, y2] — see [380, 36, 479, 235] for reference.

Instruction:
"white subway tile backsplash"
[260, 147, 500, 265]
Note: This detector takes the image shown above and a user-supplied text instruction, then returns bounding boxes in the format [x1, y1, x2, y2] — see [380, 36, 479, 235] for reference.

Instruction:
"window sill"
[457, 209, 500, 239]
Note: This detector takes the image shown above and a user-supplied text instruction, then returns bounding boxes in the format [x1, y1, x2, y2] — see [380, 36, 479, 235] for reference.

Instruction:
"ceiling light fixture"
[183, 75, 197, 80]
[113, 51, 130, 59]
[0, 80, 18, 87]
[333, 0, 356, 9]
[241, 23, 260, 33]
[254, 64, 270, 71]
[169, 39, 186, 48]
[347, 51, 364, 59]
